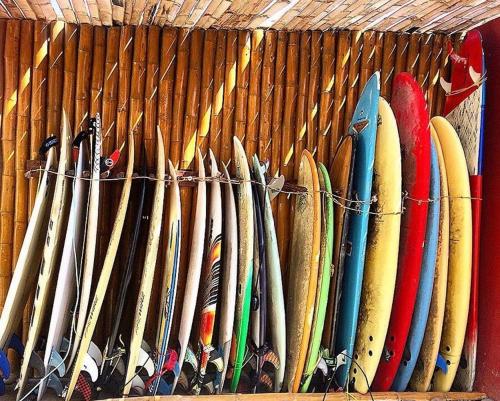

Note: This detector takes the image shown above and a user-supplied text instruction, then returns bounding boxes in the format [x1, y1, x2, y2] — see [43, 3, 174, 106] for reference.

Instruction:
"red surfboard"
[372, 73, 431, 391]
[443, 30, 484, 391]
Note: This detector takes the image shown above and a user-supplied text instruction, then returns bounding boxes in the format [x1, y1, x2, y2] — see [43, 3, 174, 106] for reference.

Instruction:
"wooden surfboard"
[284, 150, 321, 393]
[64, 131, 135, 401]
[0, 140, 56, 355]
[443, 29, 484, 392]
[123, 130, 166, 396]
[431, 116, 472, 392]
[253, 156, 286, 392]
[300, 162, 333, 393]
[229, 136, 254, 392]
[322, 134, 356, 360]
[392, 138, 441, 391]
[335, 72, 380, 388]
[215, 164, 238, 393]
[39, 131, 90, 400]
[372, 73, 431, 391]
[17, 112, 72, 400]
[169, 149, 206, 394]
[350, 97, 401, 394]
[409, 126, 450, 392]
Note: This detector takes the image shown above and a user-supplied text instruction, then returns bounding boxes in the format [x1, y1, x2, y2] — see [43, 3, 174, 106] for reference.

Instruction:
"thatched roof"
[0, 0, 499, 32]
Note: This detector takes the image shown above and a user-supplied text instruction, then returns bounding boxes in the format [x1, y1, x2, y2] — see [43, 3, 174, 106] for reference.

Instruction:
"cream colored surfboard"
[64, 132, 135, 401]
[17, 112, 72, 401]
[284, 150, 321, 393]
[350, 97, 402, 393]
[431, 116, 472, 392]
[409, 125, 450, 391]
[123, 129, 165, 396]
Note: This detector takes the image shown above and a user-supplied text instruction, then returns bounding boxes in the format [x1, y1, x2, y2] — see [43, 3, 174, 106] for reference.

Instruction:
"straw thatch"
[0, 0, 499, 32]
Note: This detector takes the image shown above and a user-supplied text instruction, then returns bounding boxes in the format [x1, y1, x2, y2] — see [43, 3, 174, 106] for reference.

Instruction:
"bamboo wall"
[0, 20, 455, 345]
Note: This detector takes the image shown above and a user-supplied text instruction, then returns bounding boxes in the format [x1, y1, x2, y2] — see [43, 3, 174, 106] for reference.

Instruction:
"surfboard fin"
[0, 350, 11, 380]
[87, 341, 103, 367]
[469, 66, 482, 85]
[48, 349, 66, 377]
[137, 347, 155, 376]
[9, 334, 25, 357]
[262, 348, 279, 370]
[28, 350, 45, 376]
[436, 353, 449, 373]
[208, 348, 224, 372]
[440, 77, 452, 94]
[60, 337, 70, 354]
[267, 175, 285, 201]
[82, 353, 100, 382]
[47, 372, 64, 396]
[184, 344, 199, 371]
[130, 375, 146, 395]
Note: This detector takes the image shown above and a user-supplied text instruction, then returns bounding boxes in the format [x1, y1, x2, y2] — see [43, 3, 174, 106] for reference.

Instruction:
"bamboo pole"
[62, 23, 79, 132]
[427, 34, 444, 117]
[0, 21, 5, 164]
[293, 31, 310, 175]
[317, 30, 335, 165]
[306, 30, 321, 155]
[258, 29, 277, 163]
[196, 29, 217, 157]
[416, 33, 434, 99]
[245, 29, 264, 159]
[406, 33, 421, 77]
[343, 30, 362, 134]
[359, 30, 376, 92]
[129, 25, 147, 168]
[330, 30, 350, 158]
[373, 31, 384, 73]
[234, 30, 251, 146]
[0, 19, 20, 314]
[170, 28, 190, 168]
[181, 29, 203, 170]
[157, 28, 178, 161]
[143, 25, 161, 171]
[13, 20, 33, 360]
[380, 31, 396, 100]
[220, 29, 237, 163]
[90, 26, 106, 116]
[209, 29, 226, 160]
[435, 35, 451, 117]
[74, 24, 93, 133]
[45, 21, 64, 137]
[277, 31, 299, 276]
[394, 33, 409, 78]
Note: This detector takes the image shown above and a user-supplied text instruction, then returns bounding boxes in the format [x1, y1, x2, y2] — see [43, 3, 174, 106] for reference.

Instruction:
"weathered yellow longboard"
[351, 98, 402, 393]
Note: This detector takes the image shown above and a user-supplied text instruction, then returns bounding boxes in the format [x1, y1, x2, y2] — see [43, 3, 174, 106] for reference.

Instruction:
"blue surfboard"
[334, 72, 380, 387]
[392, 138, 441, 390]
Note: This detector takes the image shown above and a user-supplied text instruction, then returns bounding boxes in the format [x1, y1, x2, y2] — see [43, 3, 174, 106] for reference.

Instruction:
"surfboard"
[442, 30, 484, 392]
[70, 119, 101, 367]
[284, 149, 320, 393]
[334, 72, 380, 388]
[409, 126, 450, 392]
[38, 131, 90, 400]
[215, 164, 238, 394]
[123, 130, 165, 396]
[0, 138, 56, 354]
[192, 149, 221, 394]
[392, 138, 440, 391]
[17, 112, 72, 401]
[322, 134, 356, 363]
[253, 156, 286, 392]
[350, 97, 401, 394]
[229, 136, 254, 392]
[372, 72, 431, 391]
[64, 131, 134, 401]
[300, 162, 333, 393]
[431, 116, 472, 392]
[169, 149, 206, 395]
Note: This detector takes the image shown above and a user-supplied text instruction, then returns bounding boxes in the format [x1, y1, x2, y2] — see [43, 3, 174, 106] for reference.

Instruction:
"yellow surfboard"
[431, 116, 472, 391]
[409, 125, 450, 391]
[285, 150, 321, 392]
[350, 98, 402, 393]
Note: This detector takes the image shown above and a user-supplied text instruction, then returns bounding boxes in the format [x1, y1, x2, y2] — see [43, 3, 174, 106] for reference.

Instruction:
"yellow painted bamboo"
[46, 21, 64, 137]
[306, 30, 321, 154]
[220, 30, 237, 163]
[234, 30, 251, 145]
[343, 30, 362, 133]
[74, 24, 93, 133]
[197, 29, 217, 156]
[90, 26, 106, 116]
[209, 29, 226, 160]
[380, 31, 396, 100]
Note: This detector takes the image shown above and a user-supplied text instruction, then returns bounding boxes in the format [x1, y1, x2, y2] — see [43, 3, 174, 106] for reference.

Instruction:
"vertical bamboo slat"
[416, 33, 434, 98]
[209, 30, 226, 160]
[373, 31, 384, 72]
[0, 20, 20, 313]
[45, 21, 65, 137]
[0, 21, 5, 157]
[234, 30, 251, 145]
[220, 30, 237, 163]
[330, 30, 350, 157]
[197, 29, 217, 157]
[394, 33, 409, 78]
[306, 30, 321, 155]
[258, 30, 277, 163]
[435, 36, 451, 116]
[343, 30, 362, 133]
[380, 31, 396, 100]
[427, 34, 444, 117]
[359, 30, 376, 92]
[406, 33, 421, 77]
[317, 31, 335, 164]
[90, 26, 106, 116]
[62, 23, 78, 132]
[74, 24, 93, 133]
[293, 31, 310, 174]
